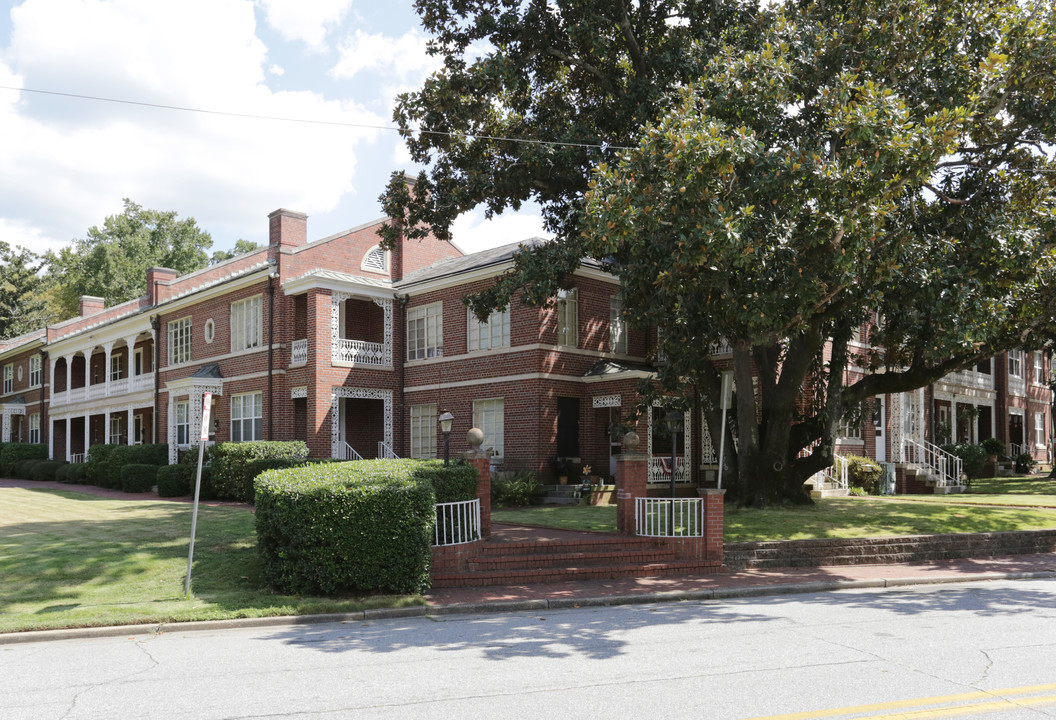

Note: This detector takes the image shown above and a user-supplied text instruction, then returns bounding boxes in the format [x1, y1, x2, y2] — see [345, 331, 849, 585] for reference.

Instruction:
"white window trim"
[410, 403, 438, 459]
[609, 296, 627, 354]
[109, 353, 124, 382]
[556, 288, 578, 348]
[1033, 351, 1045, 385]
[473, 397, 505, 459]
[230, 296, 263, 353]
[1009, 349, 1024, 378]
[29, 355, 42, 388]
[467, 307, 510, 351]
[2, 364, 12, 395]
[230, 391, 263, 443]
[28, 413, 40, 444]
[407, 302, 443, 361]
[1035, 411, 1047, 448]
[168, 317, 193, 366]
[175, 400, 190, 447]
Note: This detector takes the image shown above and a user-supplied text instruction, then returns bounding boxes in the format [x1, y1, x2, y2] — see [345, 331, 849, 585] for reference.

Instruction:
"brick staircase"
[430, 533, 722, 588]
[724, 529, 1056, 570]
[902, 464, 967, 494]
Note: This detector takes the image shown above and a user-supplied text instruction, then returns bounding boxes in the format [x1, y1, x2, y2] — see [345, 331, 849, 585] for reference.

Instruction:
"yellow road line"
[740, 682, 1056, 720]
[868, 693, 1056, 720]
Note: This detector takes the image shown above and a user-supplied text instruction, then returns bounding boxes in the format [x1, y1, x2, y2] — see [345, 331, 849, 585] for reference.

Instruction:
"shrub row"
[210, 441, 310, 502]
[255, 459, 478, 595]
[85, 444, 169, 488]
[1, 443, 48, 477]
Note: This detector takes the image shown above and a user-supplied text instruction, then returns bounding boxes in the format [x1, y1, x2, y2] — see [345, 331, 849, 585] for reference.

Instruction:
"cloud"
[450, 209, 551, 255]
[331, 28, 441, 81]
[256, 0, 354, 49]
[0, 0, 385, 251]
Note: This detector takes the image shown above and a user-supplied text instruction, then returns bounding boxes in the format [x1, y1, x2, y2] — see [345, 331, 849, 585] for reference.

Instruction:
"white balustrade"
[343, 442, 363, 461]
[109, 378, 129, 395]
[378, 441, 400, 460]
[635, 497, 704, 537]
[132, 373, 154, 392]
[946, 370, 995, 390]
[334, 339, 386, 366]
[291, 339, 308, 365]
[434, 498, 482, 546]
[807, 453, 850, 492]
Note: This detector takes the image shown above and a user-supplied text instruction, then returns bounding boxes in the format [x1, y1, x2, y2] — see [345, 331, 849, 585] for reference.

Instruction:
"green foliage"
[62, 463, 88, 485]
[492, 470, 545, 507]
[120, 464, 158, 493]
[241, 458, 308, 504]
[85, 444, 117, 487]
[210, 441, 311, 502]
[210, 239, 264, 264]
[942, 443, 989, 480]
[848, 486, 868, 497]
[156, 464, 193, 497]
[846, 456, 883, 495]
[29, 460, 67, 483]
[413, 461, 479, 503]
[1, 443, 48, 477]
[982, 438, 1006, 456]
[1014, 453, 1038, 474]
[0, 241, 51, 339]
[254, 459, 436, 595]
[85, 444, 169, 488]
[45, 199, 213, 319]
[179, 446, 217, 500]
[17, 458, 45, 479]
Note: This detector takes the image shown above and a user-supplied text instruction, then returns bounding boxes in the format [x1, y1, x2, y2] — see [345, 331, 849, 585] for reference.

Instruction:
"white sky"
[0, 0, 549, 258]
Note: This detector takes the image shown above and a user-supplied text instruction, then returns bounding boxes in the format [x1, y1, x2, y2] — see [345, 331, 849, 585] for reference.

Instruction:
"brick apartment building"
[0, 206, 1050, 491]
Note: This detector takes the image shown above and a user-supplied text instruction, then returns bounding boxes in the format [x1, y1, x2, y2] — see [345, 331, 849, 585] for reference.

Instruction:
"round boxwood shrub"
[17, 458, 46, 480]
[30, 460, 67, 482]
[120, 464, 158, 493]
[1, 443, 48, 477]
[255, 459, 437, 595]
[66, 463, 89, 484]
[845, 455, 883, 494]
[156, 464, 193, 497]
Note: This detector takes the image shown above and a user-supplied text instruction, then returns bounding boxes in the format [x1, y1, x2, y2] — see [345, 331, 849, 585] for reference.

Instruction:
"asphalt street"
[3, 578, 1055, 720]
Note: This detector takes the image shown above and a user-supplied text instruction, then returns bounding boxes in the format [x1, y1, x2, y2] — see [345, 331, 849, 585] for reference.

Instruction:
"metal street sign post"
[184, 392, 212, 598]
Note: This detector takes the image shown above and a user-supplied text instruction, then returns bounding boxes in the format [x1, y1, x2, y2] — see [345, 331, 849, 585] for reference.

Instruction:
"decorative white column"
[104, 409, 111, 445]
[65, 417, 71, 461]
[103, 342, 114, 396]
[84, 349, 91, 394]
[49, 357, 58, 391]
[127, 407, 134, 445]
[48, 417, 54, 459]
[168, 396, 177, 464]
[83, 415, 90, 458]
[951, 400, 958, 444]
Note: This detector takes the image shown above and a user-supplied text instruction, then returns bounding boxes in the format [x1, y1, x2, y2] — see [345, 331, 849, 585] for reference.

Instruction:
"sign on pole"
[185, 392, 212, 597]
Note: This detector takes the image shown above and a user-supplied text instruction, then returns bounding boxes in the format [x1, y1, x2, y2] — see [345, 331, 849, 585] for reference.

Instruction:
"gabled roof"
[397, 238, 547, 287]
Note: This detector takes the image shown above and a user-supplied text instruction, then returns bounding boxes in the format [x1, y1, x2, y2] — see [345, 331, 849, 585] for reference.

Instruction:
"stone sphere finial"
[467, 427, 484, 451]
[622, 430, 640, 452]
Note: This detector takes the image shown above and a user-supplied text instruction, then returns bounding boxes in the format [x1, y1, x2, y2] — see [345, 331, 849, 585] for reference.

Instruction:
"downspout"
[395, 293, 407, 456]
[267, 272, 276, 441]
[39, 349, 47, 452]
[150, 315, 160, 444]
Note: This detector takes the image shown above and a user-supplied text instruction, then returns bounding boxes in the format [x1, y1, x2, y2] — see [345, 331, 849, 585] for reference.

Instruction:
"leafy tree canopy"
[387, 0, 1056, 505]
[211, 239, 264, 264]
[47, 199, 213, 319]
[0, 241, 50, 341]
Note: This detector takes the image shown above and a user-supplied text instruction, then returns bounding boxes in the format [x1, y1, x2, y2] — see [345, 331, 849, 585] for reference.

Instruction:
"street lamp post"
[664, 409, 683, 536]
[438, 411, 454, 466]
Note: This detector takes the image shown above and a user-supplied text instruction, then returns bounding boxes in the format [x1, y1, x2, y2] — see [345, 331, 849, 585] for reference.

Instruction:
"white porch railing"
[648, 456, 689, 484]
[1009, 376, 1026, 396]
[109, 378, 129, 395]
[434, 498, 482, 546]
[70, 453, 85, 463]
[378, 441, 400, 460]
[132, 373, 154, 392]
[51, 390, 67, 407]
[291, 339, 308, 365]
[88, 383, 106, 400]
[635, 497, 704, 537]
[1008, 442, 1025, 457]
[904, 438, 963, 487]
[946, 370, 995, 390]
[334, 339, 386, 365]
[343, 442, 363, 461]
[68, 387, 86, 403]
[807, 453, 849, 492]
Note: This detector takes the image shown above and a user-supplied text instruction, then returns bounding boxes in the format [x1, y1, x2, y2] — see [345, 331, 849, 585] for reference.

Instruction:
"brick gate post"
[615, 431, 648, 535]
[463, 428, 491, 538]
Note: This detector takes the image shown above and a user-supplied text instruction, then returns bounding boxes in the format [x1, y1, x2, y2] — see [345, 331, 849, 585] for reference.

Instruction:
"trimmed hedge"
[255, 459, 438, 595]
[1, 443, 48, 478]
[242, 458, 308, 504]
[157, 464, 193, 497]
[86, 444, 170, 488]
[413, 461, 479, 503]
[846, 455, 883, 494]
[211, 441, 310, 502]
[17, 458, 46, 480]
[30, 460, 67, 483]
[120, 464, 158, 493]
[56, 463, 88, 484]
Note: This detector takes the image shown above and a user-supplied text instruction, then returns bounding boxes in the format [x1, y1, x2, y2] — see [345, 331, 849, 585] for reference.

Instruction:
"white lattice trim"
[330, 387, 393, 459]
[290, 386, 308, 399]
[592, 394, 621, 409]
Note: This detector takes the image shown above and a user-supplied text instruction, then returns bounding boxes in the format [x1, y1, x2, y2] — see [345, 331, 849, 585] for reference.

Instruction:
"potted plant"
[550, 456, 571, 484]
[981, 437, 1005, 477]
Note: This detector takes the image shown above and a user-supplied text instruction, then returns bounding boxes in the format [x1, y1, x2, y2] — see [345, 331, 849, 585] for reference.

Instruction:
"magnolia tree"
[385, 0, 1056, 504]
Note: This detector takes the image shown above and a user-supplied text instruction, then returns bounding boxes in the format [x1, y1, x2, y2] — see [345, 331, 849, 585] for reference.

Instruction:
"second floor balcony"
[50, 335, 155, 407]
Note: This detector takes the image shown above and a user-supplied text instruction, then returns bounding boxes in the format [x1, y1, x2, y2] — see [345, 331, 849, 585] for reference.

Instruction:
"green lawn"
[0, 488, 422, 634]
[493, 480, 1056, 542]
[873, 475, 1056, 508]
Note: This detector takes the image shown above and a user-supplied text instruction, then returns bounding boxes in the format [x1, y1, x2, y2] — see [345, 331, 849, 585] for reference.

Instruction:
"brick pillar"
[464, 452, 492, 538]
[701, 488, 725, 564]
[616, 451, 648, 535]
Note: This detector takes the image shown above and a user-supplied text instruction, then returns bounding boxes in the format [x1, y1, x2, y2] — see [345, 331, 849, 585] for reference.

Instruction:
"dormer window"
[362, 245, 388, 273]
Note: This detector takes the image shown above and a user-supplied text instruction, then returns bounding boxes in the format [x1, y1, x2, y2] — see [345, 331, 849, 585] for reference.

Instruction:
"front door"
[1010, 413, 1024, 452]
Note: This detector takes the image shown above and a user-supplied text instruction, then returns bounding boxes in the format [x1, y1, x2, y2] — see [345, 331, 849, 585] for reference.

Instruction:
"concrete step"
[431, 560, 722, 588]
[468, 547, 678, 572]
[479, 536, 661, 557]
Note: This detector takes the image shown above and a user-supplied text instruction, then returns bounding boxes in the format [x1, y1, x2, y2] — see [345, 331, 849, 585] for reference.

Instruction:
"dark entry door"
[556, 397, 580, 457]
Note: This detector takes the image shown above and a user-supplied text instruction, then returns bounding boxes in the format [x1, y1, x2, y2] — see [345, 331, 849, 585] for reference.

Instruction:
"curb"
[5, 569, 1055, 645]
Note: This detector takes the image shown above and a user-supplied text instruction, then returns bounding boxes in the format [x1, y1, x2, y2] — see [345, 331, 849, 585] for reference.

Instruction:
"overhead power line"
[0, 84, 632, 151]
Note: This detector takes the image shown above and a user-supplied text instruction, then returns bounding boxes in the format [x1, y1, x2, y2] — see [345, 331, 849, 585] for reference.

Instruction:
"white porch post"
[49, 357, 58, 392]
[65, 417, 71, 461]
[127, 407, 134, 445]
[951, 401, 958, 444]
[84, 349, 91, 393]
[48, 418, 54, 459]
[104, 409, 111, 445]
[103, 342, 114, 396]
[83, 414, 90, 458]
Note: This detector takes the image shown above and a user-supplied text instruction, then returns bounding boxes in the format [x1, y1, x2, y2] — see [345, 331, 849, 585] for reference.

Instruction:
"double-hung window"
[1009, 350, 1024, 378]
[473, 398, 505, 459]
[407, 303, 443, 360]
[175, 400, 190, 446]
[169, 318, 193, 365]
[1036, 412, 1047, 447]
[2, 364, 11, 394]
[231, 296, 263, 352]
[28, 413, 40, 444]
[231, 392, 263, 442]
[29, 356, 41, 387]
[109, 415, 124, 445]
[410, 404, 438, 459]
[609, 296, 627, 354]
[556, 289, 577, 347]
[110, 353, 123, 382]
[1034, 352, 1045, 384]
[467, 307, 510, 351]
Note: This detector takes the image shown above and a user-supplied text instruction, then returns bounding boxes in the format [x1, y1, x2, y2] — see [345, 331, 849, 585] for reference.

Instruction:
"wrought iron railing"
[334, 339, 385, 365]
[904, 438, 963, 487]
[378, 442, 400, 460]
[635, 497, 704, 537]
[434, 498, 482, 546]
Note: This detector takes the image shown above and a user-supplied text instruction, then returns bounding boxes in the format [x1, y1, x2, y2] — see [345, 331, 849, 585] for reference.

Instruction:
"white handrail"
[334, 339, 385, 365]
[904, 438, 963, 487]
[635, 497, 704, 537]
[378, 441, 399, 460]
[343, 442, 363, 461]
[808, 453, 849, 492]
[434, 498, 481, 546]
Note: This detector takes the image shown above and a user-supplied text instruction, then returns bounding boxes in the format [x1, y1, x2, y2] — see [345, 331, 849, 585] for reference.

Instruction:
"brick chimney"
[146, 267, 178, 305]
[268, 209, 308, 249]
[79, 295, 105, 317]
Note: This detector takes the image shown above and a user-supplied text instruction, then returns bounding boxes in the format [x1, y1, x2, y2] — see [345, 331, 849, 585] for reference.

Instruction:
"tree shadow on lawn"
[0, 496, 267, 616]
[259, 579, 1056, 663]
